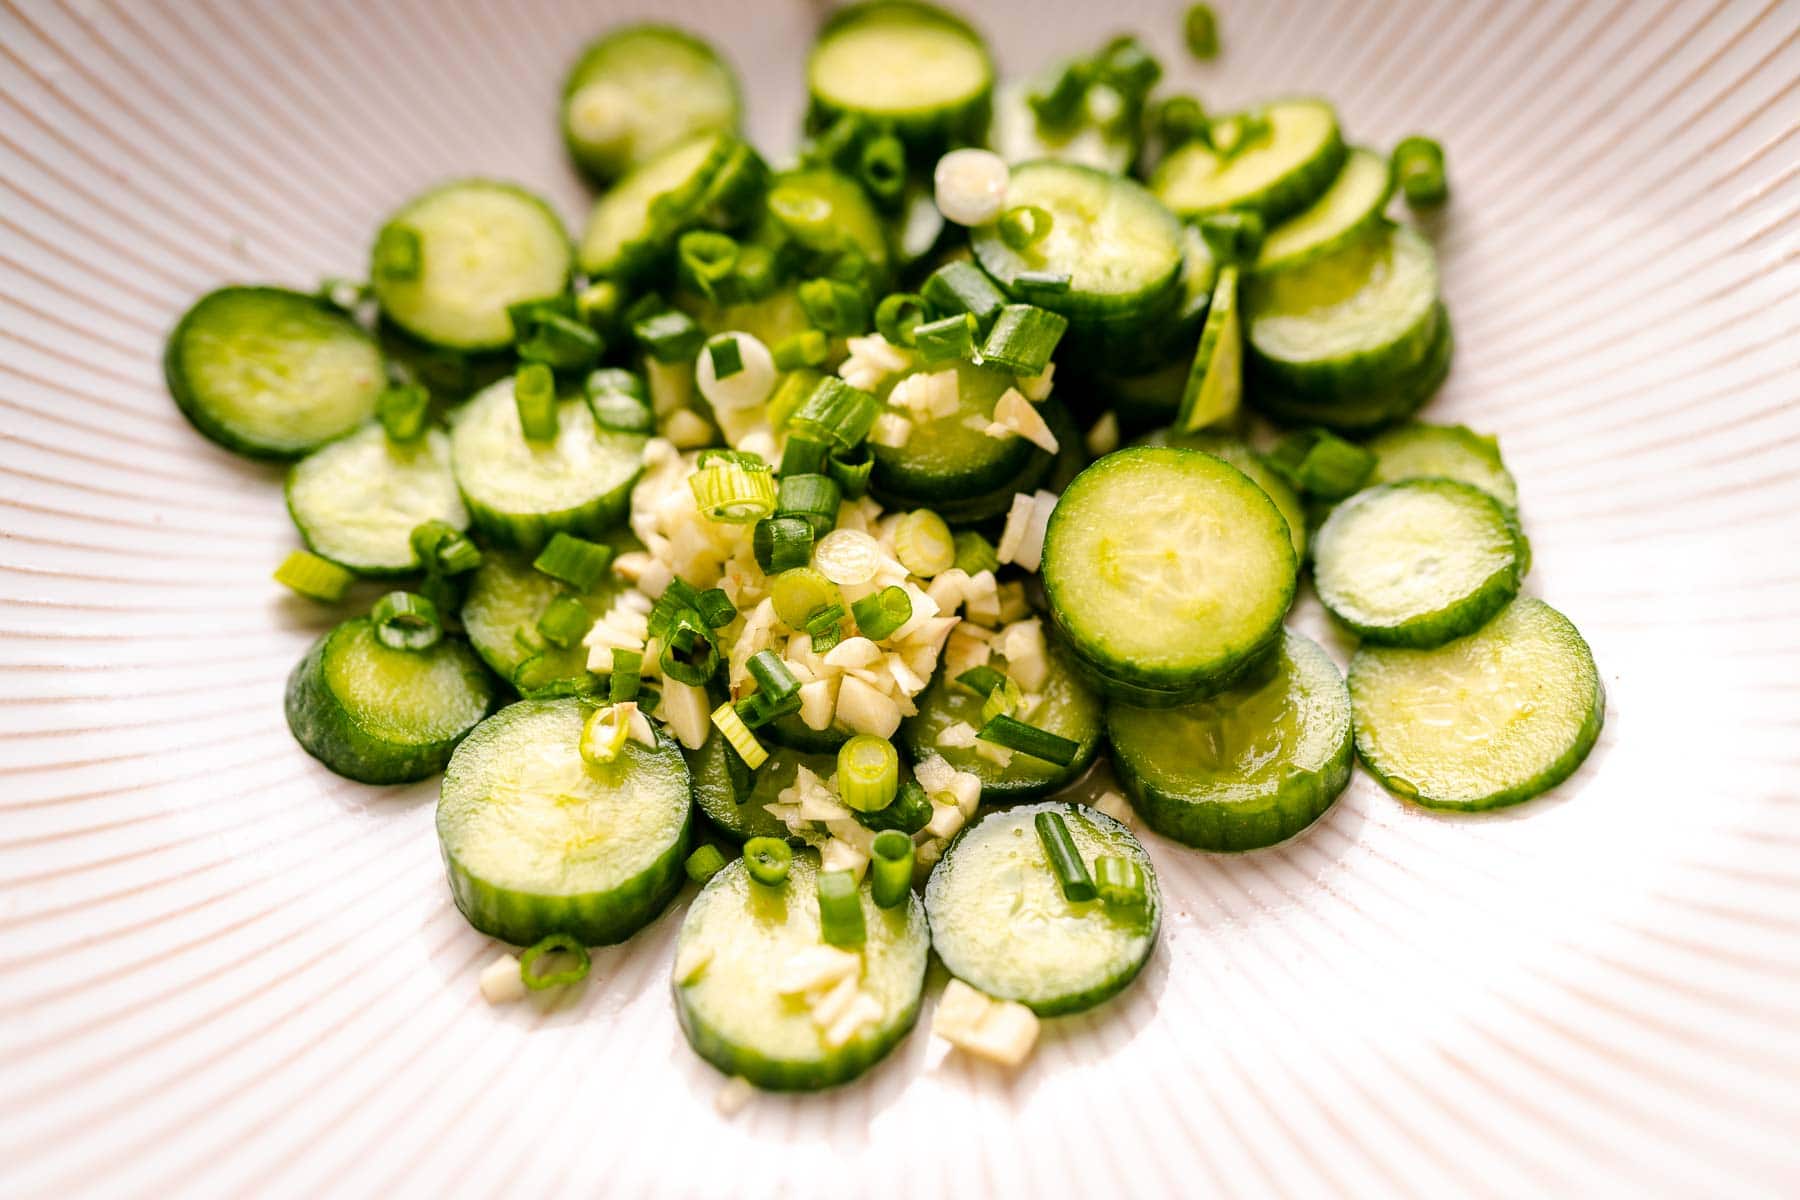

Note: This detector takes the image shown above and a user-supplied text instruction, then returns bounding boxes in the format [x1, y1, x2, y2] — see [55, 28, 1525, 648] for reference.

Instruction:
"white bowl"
[3, 1, 1798, 1195]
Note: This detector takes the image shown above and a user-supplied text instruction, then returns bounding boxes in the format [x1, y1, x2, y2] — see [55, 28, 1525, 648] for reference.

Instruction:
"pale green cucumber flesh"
[562, 25, 740, 183]
[165, 287, 384, 460]
[1251, 304, 1453, 432]
[1177, 265, 1242, 433]
[871, 359, 1039, 500]
[285, 619, 496, 785]
[807, 1, 992, 145]
[674, 852, 930, 1090]
[1107, 631, 1351, 851]
[437, 698, 692, 945]
[1138, 432, 1307, 563]
[459, 546, 633, 683]
[688, 738, 831, 843]
[991, 75, 1134, 173]
[1152, 99, 1345, 222]
[285, 425, 468, 576]
[1365, 421, 1519, 510]
[1255, 147, 1394, 273]
[871, 397, 1071, 523]
[925, 802, 1160, 1015]
[1349, 598, 1604, 811]
[1313, 479, 1524, 647]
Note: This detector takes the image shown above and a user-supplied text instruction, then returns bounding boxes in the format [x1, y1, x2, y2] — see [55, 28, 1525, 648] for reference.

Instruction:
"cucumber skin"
[1248, 284, 1442, 403]
[461, 480, 636, 555]
[165, 287, 382, 462]
[1315, 480, 1527, 649]
[1252, 305, 1453, 433]
[760, 711, 851, 755]
[674, 978, 924, 1091]
[1251, 147, 1396, 276]
[284, 622, 497, 785]
[1152, 99, 1347, 224]
[560, 24, 743, 186]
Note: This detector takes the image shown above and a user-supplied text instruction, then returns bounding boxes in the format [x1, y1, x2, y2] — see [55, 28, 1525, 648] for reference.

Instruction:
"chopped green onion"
[1155, 95, 1208, 148]
[804, 603, 847, 652]
[732, 242, 781, 302]
[686, 843, 728, 884]
[514, 363, 558, 441]
[1034, 811, 1096, 902]
[952, 530, 999, 575]
[1094, 855, 1147, 908]
[581, 702, 631, 764]
[586, 365, 646, 400]
[998, 205, 1052, 252]
[767, 369, 823, 431]
[410, 520, 482, 575]
[1027, 60, 1090, 132]
[837, 734, 900, 812]
[519, 933, 590, 991]
[711, 701, 768, 769]
[1266, 428, 1376, 500]
[576, 279, 622, 332]
[661, 618, 721, 685]
[273, 549, 353, 602]
[695, 448, 771, 472]
[316, 276, 368, 313]
[377, 383, 429, 444]
[690, 460, 779, 523]
[705, 334, 745, 381]
[772, 330, 830, 371]
[1014, 270, 1072, 293]
[649, 579, 710, 640]
[1185, 3, 1220, 59]
[744, 836, 792, 887]
[372, 223, 421, 281]
[914, 312, 978, 363]
[371, 590, 442, 652]
[747, 650, 802, 712]
[779, 435, 829, 477]
[753, 516, 815, 574]
[698, 139, 765, 226]
[585, 369, 655, 434]
[769, 567, 840, 629]
[921, 261, 1005, 331]
[859, 134, 908, 206]
[855, 779, 933, 834]
[851, 585, 912, 641]
[816, 869, 866, 948]
[825, 245, 875, 290]
[769, 180, 839, 245]
[981, 674, 1025, 723]
[980, 714, 1080, 767]
[775, 472, 842, 536]
[533, 533, 613, 591]
[1197, 209, 1266, 267]
[515, 307, 603, 370]
[695, 587, 738, 629]
[417, 572, 463, 626]
[1209, 111, 1271, 158]
[894, 509, 955, 577]
[536, 594, 593, 648]
[1394, 135, 1449, 208]
[956, 665, 1007, 698]
[678, 230, 740, 300]
[797, 277, 871, 336]
[826, 444, 874, 500]
[608, 648, 643, 702]
[632, 306, 705, 363]
[789, 377, 879, 451]
[870, 830, 914, 909]
[979, 304, 1069, 375]
[875, 292, 928, 348]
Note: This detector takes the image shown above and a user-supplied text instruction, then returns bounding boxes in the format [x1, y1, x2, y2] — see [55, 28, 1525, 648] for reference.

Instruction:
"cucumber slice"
[925, 802, 1160, 1015]
[673, 851, 930, 1090]
[285, 425, 468, 576]
[807, 1, 993, 155]
[371, 181, 571, 352]
[437, 698, 692, 945]
[578, 132, 766, 280]
[871, 396, 1071, 525]
[678, 287, 812, 347]
[899, 643, 1102, 801]
[1140, 431, 1306, 562]
[1255, 147, 1394, 274]
[972, 161, 1184, 324]
[561, 25, 740, 184]
[450, 377, 646, 552]
[1349, 598, 1605, 811]
[688, 737, 829, 843]
[459, 547, 631, 683]
[164, 287, 384, 460]
[1246, 224, 1441, 401]
[1365, 421, 1519, 511]
[991, 75, 1134, 174]
[1253, 303, 1453, 432]
[1152, 98, 1346, 222]
[766, 167, 894, 288]
[286, 618, 496, 785]
[1107, 631, 1351, 851]
[1313, 479, 1525, 648]
[1041, 447, 1296, 700]
[1175, 265, 1241, 433]
[871, 360, 1040, 502]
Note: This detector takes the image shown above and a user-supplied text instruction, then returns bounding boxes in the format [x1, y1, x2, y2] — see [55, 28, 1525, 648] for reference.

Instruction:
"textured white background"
[2, 0, 1798, 1196]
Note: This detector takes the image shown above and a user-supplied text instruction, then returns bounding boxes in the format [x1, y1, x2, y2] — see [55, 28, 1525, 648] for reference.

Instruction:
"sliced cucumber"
[900, 643, 1102, 801]
[459, 547, 631, 683]
[1141, 432, 1306, 562]
[1365, 421, 1519, 511]
[1253, 303, 1452, 432]
[578, 132, 766, 280]
[766, 166, 894, 289]
[437, 698, 691, 945]
[1246, 223, 1441, 401]
[1255, 147, 1393, 274]
[1313, 479, 1525, 647]
[286, 618, 495, 785]
[561, 25, 740, 184]
[807, 1, 993, 156]
[1349, 598, 1605, 811]
[972, 161, 1184, 324]
[673, 851, 930, 1090]
[991, 75, 1134, 174]
[1152, 98, 1346, 222]
[677, 287, 812, 347]
[925, 802, 1160, 1015]
[165, 287, 385, 460]
[450, 377, 646, 552]
[285, 424, 467, 576]
[1107, 631, 1351, 851]
[371, 180, 571, 352]
[1041, 447, 1296, 701]
[871, 360, 1041, 503]
[688, 737, 830, 843]
[872, 395, 1071, 525]
[1175, 265, 1241, 433]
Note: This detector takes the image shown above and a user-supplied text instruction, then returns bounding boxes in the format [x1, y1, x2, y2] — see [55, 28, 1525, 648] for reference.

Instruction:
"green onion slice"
[1034, 811, 1097, 903]
[371, 590, 442, 652]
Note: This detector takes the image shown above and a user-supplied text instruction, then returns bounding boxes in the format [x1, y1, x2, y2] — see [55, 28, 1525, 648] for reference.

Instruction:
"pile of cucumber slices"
[165, 3, 1604, 1094]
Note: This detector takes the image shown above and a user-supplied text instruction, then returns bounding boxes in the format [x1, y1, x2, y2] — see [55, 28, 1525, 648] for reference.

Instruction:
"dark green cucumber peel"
[1251, 304, 1453, 433]
[686, 737, 831, 842]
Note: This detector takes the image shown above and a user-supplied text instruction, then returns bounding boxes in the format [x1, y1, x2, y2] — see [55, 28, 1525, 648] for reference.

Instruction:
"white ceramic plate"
[3, 1, 1798, 1195]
